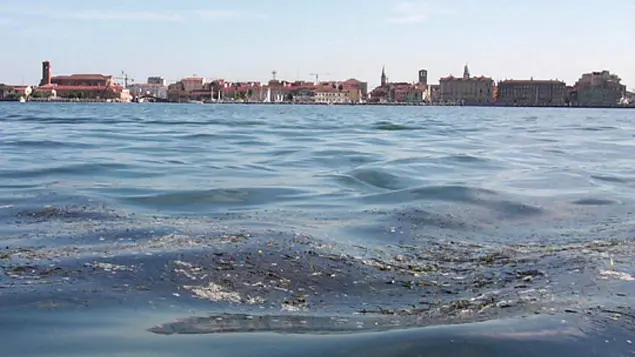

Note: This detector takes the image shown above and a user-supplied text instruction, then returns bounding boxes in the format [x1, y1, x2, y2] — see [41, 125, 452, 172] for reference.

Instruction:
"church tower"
[40, 61, 51, 86]
[463, 63, 470, 79]
[381, 66, 387, 87]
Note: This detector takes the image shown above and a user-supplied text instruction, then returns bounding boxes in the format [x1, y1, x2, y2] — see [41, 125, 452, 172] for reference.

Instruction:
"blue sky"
[0, 0, 633, 89]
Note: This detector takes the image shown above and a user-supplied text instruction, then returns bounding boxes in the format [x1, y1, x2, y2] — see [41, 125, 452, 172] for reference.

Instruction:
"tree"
[338, 84, 344, 91]
[247, 89, 254, 99]
[285, 93, 294, 101]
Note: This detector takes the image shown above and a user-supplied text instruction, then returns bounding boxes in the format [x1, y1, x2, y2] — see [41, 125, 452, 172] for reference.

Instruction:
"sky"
[0, 0, 633, 89]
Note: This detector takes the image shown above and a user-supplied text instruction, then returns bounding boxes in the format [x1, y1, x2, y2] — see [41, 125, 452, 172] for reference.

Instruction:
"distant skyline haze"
[0, 0, 633, 89]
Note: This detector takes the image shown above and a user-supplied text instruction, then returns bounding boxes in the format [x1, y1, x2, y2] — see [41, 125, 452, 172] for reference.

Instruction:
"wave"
[339, 168, 417, 191]
[123, 187, 307, 210]
[590, 174, 630, 184]
[0, 162, 157, 180]
[372, 121, 419, 131]
[440, 154, 491, 164]
[571, 198, 618, 206]
[0, 140, 94, 149]
[360, 185, 544, 217]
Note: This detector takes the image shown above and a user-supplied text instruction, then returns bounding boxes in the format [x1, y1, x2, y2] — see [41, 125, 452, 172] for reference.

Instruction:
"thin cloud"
[0, 18, 15, 26]
[195, 10, 239, 20]
[66, 10, 183, 22]
[0, 6, 250, 23]
[195, 10, 266, 20]
[388, 1, 450, 24]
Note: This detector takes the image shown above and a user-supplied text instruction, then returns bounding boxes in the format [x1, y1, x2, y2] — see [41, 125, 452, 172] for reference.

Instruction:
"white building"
[313, 85, 349, 103]
[127, 83, 168, 99]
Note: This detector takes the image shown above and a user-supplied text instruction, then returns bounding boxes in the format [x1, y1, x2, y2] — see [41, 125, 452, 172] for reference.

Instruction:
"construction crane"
[309, 72, 332, 84]
[113, 71, 134, 87]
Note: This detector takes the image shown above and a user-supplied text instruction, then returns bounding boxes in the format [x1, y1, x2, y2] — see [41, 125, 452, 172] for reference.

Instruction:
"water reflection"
[1, 308, 633, 357]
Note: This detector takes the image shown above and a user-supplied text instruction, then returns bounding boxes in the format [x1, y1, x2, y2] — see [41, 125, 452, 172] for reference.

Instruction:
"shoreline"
[3, 97, 634, 109]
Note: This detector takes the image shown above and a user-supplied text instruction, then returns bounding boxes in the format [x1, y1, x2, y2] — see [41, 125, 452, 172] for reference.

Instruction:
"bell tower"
[40, 60, 51, 86]
[418, 69, 428, 86]
[381, 66, 387, 86]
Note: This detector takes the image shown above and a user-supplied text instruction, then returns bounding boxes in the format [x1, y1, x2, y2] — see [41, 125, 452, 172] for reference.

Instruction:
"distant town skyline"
[0, 0, 633, 89]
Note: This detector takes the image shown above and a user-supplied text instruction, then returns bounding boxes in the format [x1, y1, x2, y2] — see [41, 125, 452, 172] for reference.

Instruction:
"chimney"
[41, 61, 51, 86]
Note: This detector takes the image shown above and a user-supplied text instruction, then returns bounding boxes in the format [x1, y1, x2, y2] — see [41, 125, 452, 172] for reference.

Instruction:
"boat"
[19, 97, 26, 103]
[188, 100, 204, 104]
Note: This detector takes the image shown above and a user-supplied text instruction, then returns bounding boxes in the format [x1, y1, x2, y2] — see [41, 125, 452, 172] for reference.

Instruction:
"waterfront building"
[496, 79, 567, 107]
[147, 76, 167, 86]
[292, 86, 318, 102]
[369, 67, 426, 103]
[408, 84, 427, 102]
[50, 74, 114, 87]
[218, 82, 266, 102]
[265, 80, 297, 102]
[180, 77, 205, 93]
[0, 84, 8, 98]
[313, 84, 349, 103]
[128, 83, 168, 100]
[388, 82, 414, 102]
[35, 61, 126, 100]
[166, 77, 207, 101]
[428, 84, 440, 103]
[369, 86, 389, 103]
[167, 82, 188, 102]
[340, 78, 368, 102]
[570, 70, 626, 107]
[439, 65, 494, 105]
[199, 78, 364, 104]
[0, 84, 32, 100]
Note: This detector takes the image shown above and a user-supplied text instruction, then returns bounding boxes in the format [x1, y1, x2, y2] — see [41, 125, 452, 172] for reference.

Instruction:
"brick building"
[438, 65, 494, 105]
[35, 60, 126, 100]
[570, 70, 626, 107]
[496, 79, 567, 107]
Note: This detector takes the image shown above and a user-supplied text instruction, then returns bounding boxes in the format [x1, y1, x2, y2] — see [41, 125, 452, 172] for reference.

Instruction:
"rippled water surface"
[1, 103, 635, 356]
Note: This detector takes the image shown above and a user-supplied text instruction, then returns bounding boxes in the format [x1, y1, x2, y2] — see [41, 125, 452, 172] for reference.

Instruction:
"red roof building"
[35, 60, 122, 99]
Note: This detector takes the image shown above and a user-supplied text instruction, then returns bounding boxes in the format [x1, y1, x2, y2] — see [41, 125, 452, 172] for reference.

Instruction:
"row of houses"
[161, 77, 368, 104]
[371, 65, 627, 107]
[162, 67, 629, 107]
[0, 61, 630, 107]
[1, 61, 132, 102]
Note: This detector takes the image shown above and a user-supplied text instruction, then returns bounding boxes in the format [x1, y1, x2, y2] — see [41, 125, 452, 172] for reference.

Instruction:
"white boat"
[188, 100, 204, 104]
[19, 97, 26, 103]
[618, 95, 630, 106]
